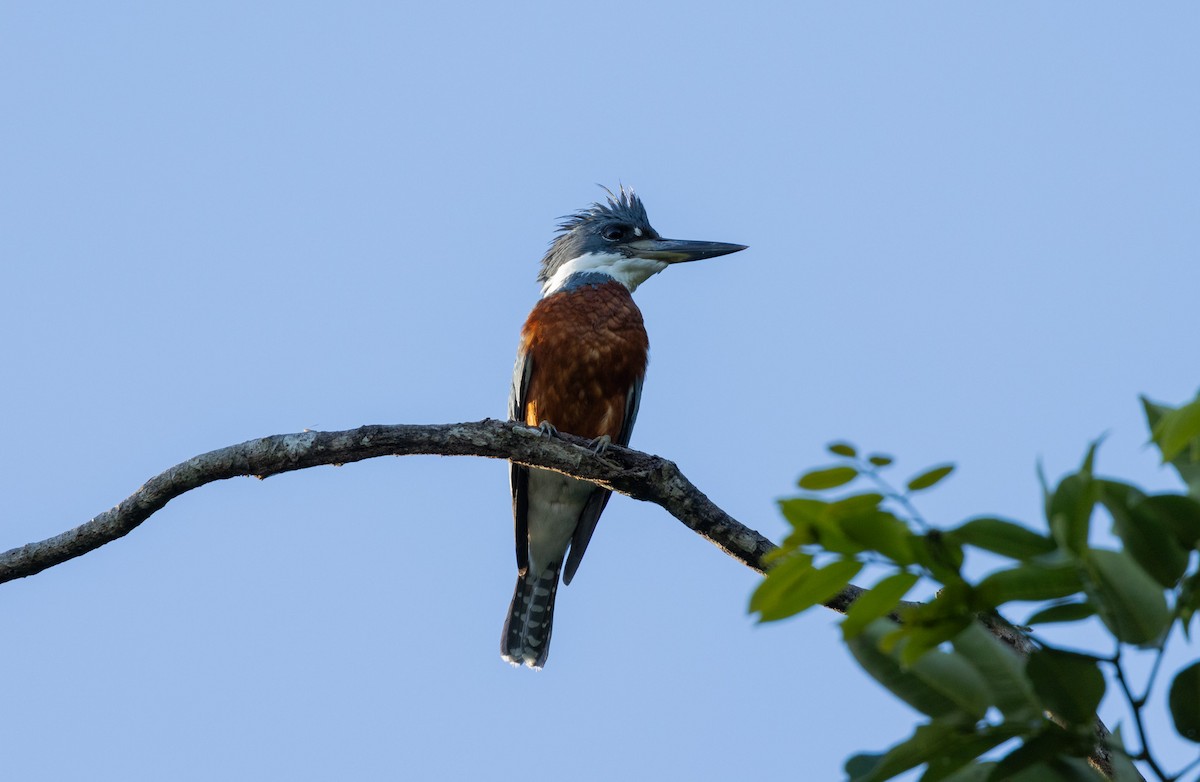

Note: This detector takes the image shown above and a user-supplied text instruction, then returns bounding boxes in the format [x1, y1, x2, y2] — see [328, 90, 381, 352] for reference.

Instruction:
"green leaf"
[891, 585, 976, 666]
[1047, 469, 1095, 555]
[848, 720, 1020, 782]
[975, 562, 1084, 607]
[897, 620, 976, 668]
[908, 464, 955, 492]
[1024, 601, 1096, 626]
[1033, 758, 1113, 781]
[1143, 396, 1200, 496]
[829, 492, 886, 517]
[829, 441, 858, 458]
[1085, 549, 1171, 645]
[891, 581, 976, 662]
[915, 531, 966, 583]
[757, 557, 862, 622]
[845, 721, 959, 782]
[768, 556, 864, 623]
[845, 753, 883, 780]
[1169, 661, 1200, 743]
[842, 571, 921, 640]
[934, 763, 996, 782]
[951, 623, 1041, 720]
[990, 727, 1082, 781]
[799, 465, 859, 490]
[749, 551, 813, 617]
[848, 619, 962, 718]
[1080, 437, 1101, 473]
[909, 650, 994, 721]
[920, 724, 1028, 782]
[778, 497, 858, 554]
[869, 454, 894, 467]
[1048, 477, 1091, 554]
[1149, 392, 1200, 461]
[1026, 648, 1106, 726]
[1180, 571, 1200, 638]
[1037, 460, 1053, 520]
[1140, 493, 1200, 551]
[778, 497, 827, 528]
[949, 517, 1056, 560]
[841, 511, 919, 565]
[1099, 480, 1190, 586]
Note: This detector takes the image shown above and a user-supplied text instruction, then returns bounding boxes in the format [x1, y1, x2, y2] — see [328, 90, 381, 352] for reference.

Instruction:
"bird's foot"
[584, 435, 619, 468]
[588, 434, 612, 455]
[514, 420, 559, 438]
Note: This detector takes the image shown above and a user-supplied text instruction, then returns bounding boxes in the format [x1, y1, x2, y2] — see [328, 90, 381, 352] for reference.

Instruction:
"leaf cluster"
[752, 392, 1200, 781]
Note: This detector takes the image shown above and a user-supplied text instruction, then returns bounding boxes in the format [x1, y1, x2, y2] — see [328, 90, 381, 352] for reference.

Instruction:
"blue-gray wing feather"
[509, 349, 533, 575]
[562, 374, 643, 584]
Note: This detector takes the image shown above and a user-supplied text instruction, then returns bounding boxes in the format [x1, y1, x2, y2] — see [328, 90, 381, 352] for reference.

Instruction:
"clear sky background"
[2, 4, 1198, 780]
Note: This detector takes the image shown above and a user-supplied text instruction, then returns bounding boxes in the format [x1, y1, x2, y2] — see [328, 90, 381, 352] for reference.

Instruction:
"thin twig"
[1113, 651, 1169, 781]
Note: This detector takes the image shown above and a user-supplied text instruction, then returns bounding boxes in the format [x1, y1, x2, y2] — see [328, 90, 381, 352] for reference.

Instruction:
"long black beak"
[626, 238, 748, 264]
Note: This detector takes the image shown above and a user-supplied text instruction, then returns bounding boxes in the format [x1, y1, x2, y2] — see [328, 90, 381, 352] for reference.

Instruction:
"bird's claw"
[512, 421, 559, 438]
[588, 434, 612, 455]
[522, 423, 616, 464]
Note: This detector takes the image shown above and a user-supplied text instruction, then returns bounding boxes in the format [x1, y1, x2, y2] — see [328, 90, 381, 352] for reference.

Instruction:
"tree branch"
[0, 419, 781, 585]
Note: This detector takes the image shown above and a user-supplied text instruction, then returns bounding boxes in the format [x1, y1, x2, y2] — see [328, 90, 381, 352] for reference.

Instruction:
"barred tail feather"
[501, 567, 560, 669]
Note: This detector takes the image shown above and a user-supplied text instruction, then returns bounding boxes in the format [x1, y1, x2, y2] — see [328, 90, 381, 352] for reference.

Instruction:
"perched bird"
[502, 186, 746, 668]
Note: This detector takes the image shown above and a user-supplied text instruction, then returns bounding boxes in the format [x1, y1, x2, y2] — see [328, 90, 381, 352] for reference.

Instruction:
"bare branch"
[0, 419, 780, 585]
[0, 418, 1131, 779]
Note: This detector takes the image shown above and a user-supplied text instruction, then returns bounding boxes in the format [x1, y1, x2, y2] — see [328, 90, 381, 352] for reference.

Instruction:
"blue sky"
[2, 3, 1198, 780]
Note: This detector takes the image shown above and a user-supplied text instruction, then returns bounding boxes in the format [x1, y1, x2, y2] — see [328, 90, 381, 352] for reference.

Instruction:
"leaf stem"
[1113, 650, 1170, 781]
[1139, 629, 1171, 709]
[859, 461, 931, 533]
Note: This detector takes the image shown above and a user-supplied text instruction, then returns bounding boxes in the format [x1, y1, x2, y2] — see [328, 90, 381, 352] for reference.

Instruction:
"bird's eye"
[601, 225, 626, 241]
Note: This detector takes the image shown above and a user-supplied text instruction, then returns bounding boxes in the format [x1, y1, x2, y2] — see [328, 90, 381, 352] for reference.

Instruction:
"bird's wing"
[562, 374, 644, 585]
[509, 348, 533, 575]
[616, 373, 644, 449]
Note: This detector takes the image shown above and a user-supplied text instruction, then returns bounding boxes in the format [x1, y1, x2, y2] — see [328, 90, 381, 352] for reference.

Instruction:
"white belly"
[525, 468, 595, 575]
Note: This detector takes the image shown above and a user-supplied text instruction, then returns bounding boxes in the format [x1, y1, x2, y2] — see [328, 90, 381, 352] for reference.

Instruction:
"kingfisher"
[502, 186, 746, 668]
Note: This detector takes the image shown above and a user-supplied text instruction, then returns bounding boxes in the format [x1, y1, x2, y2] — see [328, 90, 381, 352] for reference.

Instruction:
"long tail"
[501, 566, 560, 669]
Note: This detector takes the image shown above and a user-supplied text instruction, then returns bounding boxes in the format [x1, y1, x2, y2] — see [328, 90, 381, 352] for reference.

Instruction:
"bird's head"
[538, 185, 746, 296]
